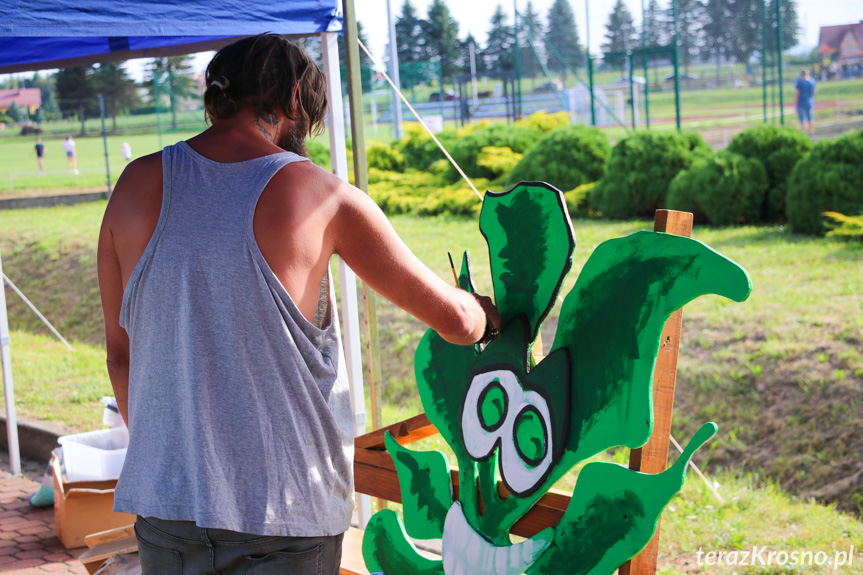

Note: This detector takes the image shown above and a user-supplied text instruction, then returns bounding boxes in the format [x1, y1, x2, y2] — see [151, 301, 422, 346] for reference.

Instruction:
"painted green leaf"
[479, 182, 575, 344]
[415, 329, 478, 464]
[527, 423, 718, 575]
[363, 509, 445, 575]
[551, 231, 752, 464]
[385, 431, 453, 540]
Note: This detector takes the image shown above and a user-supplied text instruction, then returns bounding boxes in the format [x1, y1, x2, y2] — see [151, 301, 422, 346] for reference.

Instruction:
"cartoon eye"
[461, 369, 555, 497]
[477, 379, 508, 432]
[513, 405, 548, 467]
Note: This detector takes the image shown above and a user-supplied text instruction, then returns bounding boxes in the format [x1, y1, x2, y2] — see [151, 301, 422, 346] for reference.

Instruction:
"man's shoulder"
[107, 152, 163, 218]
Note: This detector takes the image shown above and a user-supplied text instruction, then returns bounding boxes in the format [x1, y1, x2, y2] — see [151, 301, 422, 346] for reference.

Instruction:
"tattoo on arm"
[255, 111, 280, 143]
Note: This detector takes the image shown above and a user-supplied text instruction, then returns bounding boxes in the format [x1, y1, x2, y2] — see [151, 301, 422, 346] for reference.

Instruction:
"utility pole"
[386, 0, 403, 139]
[586, 0, 596, 126]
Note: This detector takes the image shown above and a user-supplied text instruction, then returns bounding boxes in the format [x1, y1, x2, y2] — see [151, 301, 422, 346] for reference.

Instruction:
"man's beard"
[278, 117, 308, 157]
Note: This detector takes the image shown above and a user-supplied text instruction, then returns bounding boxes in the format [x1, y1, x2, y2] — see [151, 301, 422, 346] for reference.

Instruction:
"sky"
[4, 0, 861, 83]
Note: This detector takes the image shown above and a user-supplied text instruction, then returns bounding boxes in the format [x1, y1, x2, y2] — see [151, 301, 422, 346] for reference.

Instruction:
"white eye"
[461, 369, 554, 496]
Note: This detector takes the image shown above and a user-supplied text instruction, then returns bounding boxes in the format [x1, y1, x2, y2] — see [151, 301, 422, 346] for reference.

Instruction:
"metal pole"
[586, 0, 596, 126]
[762, 0, 767, 123]
[776, 0, 784, 125]
[154, 77, 163, 149]
[98, 94, 112, 195]
[321, 30, 371, 529]
[641, 0, 650, 128]
[342, 0, 385, 518]
[469, 40, 479, 105]
[672, 0, 681, 130]
[0, 248, 21, 476]
[629, 54, 636, 129]
[513, 0, 523, 119]
[385, 0, 403, 139]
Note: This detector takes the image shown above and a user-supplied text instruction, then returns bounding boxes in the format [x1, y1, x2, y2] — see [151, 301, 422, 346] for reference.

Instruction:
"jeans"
[135, 516, 344, 575]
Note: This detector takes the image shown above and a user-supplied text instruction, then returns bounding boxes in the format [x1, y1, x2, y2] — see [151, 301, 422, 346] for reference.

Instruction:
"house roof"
[0, 88, 42, 109]
[819, 21, 863, 55]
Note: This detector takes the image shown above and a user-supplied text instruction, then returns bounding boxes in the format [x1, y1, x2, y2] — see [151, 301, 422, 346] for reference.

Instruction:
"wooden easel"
[346, 209, 694, 575]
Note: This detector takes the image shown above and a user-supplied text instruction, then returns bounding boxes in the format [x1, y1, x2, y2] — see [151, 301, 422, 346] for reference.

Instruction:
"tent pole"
[342, 0, 385, 517]
[321, 30, 372, 530]
[0, 247, 21, 476]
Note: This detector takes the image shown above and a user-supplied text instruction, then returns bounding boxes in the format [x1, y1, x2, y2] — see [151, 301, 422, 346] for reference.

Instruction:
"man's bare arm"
[332, 181, 497, 345]
[97, 211, 131, 425]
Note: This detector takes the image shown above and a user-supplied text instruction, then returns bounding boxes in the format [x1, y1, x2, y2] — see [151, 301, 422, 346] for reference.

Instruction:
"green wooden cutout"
[363, 182, 753, 575]
[385, 431, 453, 540]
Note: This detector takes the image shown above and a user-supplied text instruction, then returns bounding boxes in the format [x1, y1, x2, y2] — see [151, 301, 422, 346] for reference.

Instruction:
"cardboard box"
[52, 454, 135, 549]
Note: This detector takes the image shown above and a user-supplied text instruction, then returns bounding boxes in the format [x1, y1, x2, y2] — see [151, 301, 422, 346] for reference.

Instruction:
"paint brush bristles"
[447, 252, 459, 287]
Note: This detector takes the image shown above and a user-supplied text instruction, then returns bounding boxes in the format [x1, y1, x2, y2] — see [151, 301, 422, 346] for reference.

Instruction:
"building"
[818, 21, 863, 64]
[0, 88, 42, 115]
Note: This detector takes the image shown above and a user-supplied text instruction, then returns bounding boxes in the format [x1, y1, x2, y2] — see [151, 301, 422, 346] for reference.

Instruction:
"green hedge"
[590, 131, 710, 218]
[668, 151, 768, 226]
[787, 129, 863, 235]
[726, 124, 812, 221]
[366, 141, 406, 172]
[506, 125, 610, 192]
[448, 123, 543, 181]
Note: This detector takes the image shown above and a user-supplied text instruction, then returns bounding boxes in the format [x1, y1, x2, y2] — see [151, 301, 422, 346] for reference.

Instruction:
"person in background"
[63, 135, 79, 174]
[121, 142, 132, 163]
[795, 68, 817, 136]
[98, 34, 499, 575]
[30, 136, 45, 174]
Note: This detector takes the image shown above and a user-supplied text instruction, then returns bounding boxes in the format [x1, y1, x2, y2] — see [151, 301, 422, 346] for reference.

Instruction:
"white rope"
[355, 38, 721, 504]
[669, 432, 724, 503]
[2, 273, 73, 351]
[356, 38, 482, 201]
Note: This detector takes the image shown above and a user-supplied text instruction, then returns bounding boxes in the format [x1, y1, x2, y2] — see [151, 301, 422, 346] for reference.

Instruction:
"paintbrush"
[447, 251, 459, 288]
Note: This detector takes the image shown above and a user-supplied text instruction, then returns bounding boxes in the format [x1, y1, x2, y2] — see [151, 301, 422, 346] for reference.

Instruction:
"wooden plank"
[619, 209, 693, 575]
[354, 413, 437, 450]
[84, 524, 135, 549]
[78, 535, 138, 574]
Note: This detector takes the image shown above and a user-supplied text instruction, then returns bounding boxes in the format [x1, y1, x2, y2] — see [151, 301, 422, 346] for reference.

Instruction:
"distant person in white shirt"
[63, 136, 79, 174]
[121, 142, 132, 163]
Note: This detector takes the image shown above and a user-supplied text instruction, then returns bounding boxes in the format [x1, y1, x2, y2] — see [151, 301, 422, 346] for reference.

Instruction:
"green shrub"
[514, 111, 571, 133]
[786, 129, 863, 235]
[0, 114, 14, 124]
[590, 131, 710, 219]
[666, 159, 708, 224]
[477, 146, 523, 179]
[726, 124, 812, 220]
[506, 125, 610, 192]
[448, 123, 543, 181]
[306, 140, 330, 168]
[366, 141, 406, 172]
[563, 182, 597, 218]
[683, 151, 768, 225]
[824, 212, 863, 240]
[395, 124, 458, 171]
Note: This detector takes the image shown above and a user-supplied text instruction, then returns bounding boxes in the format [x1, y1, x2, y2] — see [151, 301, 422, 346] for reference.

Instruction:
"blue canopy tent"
[0, 0, 371, 525]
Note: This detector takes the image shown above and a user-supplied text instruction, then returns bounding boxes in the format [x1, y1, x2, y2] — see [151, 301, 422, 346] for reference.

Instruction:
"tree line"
[0, 56, 199, 135]
[389, 0, 799, 87]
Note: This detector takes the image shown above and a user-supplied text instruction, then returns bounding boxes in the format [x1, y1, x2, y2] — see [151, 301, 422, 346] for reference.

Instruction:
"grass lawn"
[0, 131, 201, 195]
[1, 202, 862, 568]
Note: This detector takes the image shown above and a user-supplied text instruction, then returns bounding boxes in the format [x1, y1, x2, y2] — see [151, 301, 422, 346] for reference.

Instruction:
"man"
[63, 135, 79, 174]
[97, 34, 498, 574]
[30, 136, 45, 174]
[795, 68, 817, 136]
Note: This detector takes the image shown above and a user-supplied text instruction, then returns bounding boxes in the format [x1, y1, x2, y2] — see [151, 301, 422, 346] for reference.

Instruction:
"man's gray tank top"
[114, 142, 355, 537]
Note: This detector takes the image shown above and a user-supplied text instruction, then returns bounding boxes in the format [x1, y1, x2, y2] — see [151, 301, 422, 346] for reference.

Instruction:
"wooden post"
[619, 209, 693, 575]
